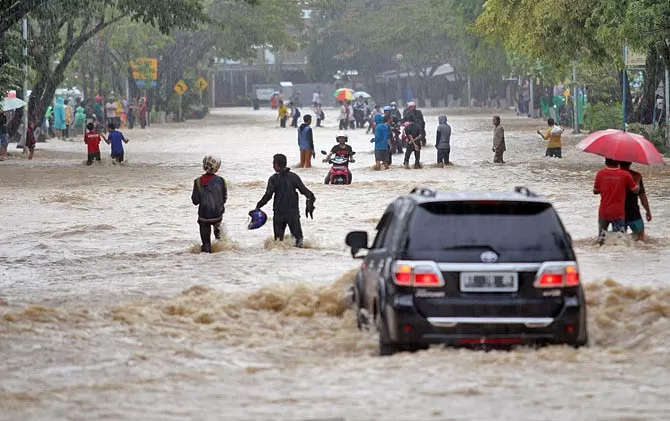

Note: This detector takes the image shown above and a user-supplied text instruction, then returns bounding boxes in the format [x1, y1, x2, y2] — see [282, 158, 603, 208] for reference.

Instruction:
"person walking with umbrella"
[593, 159, 639, 245]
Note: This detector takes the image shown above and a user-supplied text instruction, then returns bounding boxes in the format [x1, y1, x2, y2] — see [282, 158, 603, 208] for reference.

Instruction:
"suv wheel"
[375, 300, 401, 356]
[354, 286, 370, 330]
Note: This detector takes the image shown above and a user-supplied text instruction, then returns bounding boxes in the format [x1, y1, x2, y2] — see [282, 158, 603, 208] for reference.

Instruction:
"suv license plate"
[460, 272, 518, 292]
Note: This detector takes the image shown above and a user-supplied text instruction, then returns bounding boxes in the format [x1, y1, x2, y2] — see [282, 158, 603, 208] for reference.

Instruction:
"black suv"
[345, 186, 588, 355]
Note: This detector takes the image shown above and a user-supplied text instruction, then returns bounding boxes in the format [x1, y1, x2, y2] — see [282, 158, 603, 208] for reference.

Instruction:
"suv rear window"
[406, 201, 572, 262]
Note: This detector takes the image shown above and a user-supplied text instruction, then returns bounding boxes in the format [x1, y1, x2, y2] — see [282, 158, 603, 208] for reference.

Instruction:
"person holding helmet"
[323, 132, 356, 184]
[191, 155, 228, 253]
[252, 154, 316, 248]
[403, 101, 426, 146]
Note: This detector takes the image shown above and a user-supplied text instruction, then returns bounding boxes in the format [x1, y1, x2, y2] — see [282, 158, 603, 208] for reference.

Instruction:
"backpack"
[196, 176, 225, 221]
[550, 125, 564, 136]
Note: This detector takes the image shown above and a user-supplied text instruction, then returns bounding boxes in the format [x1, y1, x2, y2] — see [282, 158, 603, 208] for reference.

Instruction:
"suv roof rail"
[514, 186, 538, 197]
[410, 186, 438, 197]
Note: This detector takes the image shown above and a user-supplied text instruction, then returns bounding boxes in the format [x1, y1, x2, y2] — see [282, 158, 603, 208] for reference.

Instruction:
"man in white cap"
[402, 101, 426, 146]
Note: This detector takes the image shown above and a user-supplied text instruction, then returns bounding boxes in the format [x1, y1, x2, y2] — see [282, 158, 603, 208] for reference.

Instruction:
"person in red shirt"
[84, 122, 108, 165]
[593, 158, 639, 245]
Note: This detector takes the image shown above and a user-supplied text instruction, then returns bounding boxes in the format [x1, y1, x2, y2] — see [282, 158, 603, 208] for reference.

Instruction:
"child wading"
[107, 122, 128, 163]
[191, 156, 228, 253]
[84, 122, 108, 165]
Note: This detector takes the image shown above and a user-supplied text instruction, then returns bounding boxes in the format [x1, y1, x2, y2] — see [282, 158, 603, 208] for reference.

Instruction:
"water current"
[1, 108, 669, 420]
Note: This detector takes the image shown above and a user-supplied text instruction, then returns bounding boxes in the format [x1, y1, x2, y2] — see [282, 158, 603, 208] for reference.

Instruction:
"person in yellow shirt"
[277, 100, 288, 128]
[537, 117, 563, 158]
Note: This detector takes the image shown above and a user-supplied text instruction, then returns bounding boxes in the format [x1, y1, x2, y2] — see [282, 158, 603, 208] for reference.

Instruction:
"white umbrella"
[353, 91, 372, 99]
[1, 97, 27, 111]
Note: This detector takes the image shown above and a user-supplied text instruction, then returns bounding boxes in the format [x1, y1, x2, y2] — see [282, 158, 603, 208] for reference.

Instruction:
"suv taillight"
[534, 262, 580, 288]
[392, 261, 444, 287]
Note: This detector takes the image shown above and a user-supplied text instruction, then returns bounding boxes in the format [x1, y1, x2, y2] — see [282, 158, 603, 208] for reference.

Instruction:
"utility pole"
[665, 39, 670, 147]
[467, 75, 471, 108]
[623, 46, 628, 131]
[572, 62, 580, 133]
[529, 77, 534, 118]
[665, 64, 669, 147]
[19, 18, 28, 150]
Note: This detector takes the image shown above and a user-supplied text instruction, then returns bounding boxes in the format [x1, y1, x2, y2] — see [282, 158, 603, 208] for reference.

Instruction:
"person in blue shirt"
[371, 114, 391, 170]
[107, 122, 129, 163]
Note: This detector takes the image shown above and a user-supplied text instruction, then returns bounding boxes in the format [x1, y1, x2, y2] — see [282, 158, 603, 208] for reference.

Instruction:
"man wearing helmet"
[191, 155, 228, 253]
[252, 154, 316, 248]
[403, 101, 426, 146]
[322, 132, 356, 184]
[389, 101, 402, 124]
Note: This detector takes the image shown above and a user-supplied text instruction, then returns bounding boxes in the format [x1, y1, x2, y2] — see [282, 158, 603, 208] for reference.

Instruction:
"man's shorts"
[0, 133, 8, 148]
[111, 152, 124, 162]
[87, 152, 101, 165]
[545, 147, 562, 158]
[627, 219, 644, 234]
[374, 149, 389, 162]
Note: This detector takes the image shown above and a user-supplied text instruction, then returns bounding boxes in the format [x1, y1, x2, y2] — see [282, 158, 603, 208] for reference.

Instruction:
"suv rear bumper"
[383, 294, 587, 346]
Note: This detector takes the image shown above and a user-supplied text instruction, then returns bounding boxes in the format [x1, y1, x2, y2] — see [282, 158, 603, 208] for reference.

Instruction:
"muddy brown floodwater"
[1, 108, 669, 420]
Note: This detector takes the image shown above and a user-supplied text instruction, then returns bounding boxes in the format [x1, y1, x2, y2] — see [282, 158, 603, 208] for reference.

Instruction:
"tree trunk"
[632, 47, 663, 124]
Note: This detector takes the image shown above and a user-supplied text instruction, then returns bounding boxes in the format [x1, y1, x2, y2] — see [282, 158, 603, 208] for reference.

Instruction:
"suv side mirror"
[345, 231, 368, 258]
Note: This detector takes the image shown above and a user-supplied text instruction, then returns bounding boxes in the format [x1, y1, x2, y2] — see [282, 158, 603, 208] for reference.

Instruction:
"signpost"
[174, 80, 188, 122]
[195, 77, 208, 105]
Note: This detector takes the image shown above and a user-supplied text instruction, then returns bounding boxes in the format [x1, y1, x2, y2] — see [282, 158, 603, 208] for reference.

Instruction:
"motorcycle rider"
[387, 102, 404, 155]
[402, 101, 426, 146]
[252, 153, 316, 248]
[323, 132, 355, 184]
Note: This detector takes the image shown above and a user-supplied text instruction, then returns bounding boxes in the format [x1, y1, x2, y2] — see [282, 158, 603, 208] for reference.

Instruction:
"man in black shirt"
[619, 161, 652, 241]
[0, 112, 8, 161]
[253, 153, 316, 248]
[322, 132, 355, 184]
[403, 114, 423, 169]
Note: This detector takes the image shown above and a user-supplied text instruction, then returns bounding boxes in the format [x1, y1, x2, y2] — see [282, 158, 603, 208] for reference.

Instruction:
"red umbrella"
[576, 129, 665, 166]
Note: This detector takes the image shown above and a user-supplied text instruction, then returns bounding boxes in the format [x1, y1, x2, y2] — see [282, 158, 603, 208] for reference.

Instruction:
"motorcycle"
[321, 150, 355, 185]
[389, 120, 405, 154]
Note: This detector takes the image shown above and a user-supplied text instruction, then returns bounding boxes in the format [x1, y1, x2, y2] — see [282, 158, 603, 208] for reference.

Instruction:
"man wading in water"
[252, 154, 316, 248]
[492, 115, 506, 163]
[191, 156, 228, 253]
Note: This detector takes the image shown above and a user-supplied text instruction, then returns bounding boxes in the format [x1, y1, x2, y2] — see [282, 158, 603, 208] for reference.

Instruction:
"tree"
[24, 0, 207, 126]
[473, 0, 617, 72]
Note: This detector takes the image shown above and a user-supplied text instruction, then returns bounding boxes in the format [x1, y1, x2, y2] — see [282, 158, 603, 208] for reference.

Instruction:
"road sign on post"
[174, 80, 188, 95]
[196, 77, 208, 92]
[174, 80, 187, 122]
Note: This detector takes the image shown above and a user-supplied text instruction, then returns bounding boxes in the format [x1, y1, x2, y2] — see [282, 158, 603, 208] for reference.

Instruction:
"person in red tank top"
[593, 158, 639, 245]
[84, 122, 108, 166]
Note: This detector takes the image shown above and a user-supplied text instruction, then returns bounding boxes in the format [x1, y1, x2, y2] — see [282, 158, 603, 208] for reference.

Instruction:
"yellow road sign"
[174, 80, 188, 95]
[196, 77, 209, 92]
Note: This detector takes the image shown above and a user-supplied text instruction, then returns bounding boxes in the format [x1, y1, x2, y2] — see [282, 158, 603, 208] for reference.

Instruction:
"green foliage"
[116, 0, 206, 35]
[627, 123, 668, 154]
[0, 27, 23, 96]
[474, 0, 616, 72]
[584, 102, 623, 132]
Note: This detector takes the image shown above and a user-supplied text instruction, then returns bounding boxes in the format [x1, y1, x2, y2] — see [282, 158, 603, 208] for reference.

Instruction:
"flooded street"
[1, 108, 670, 420]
